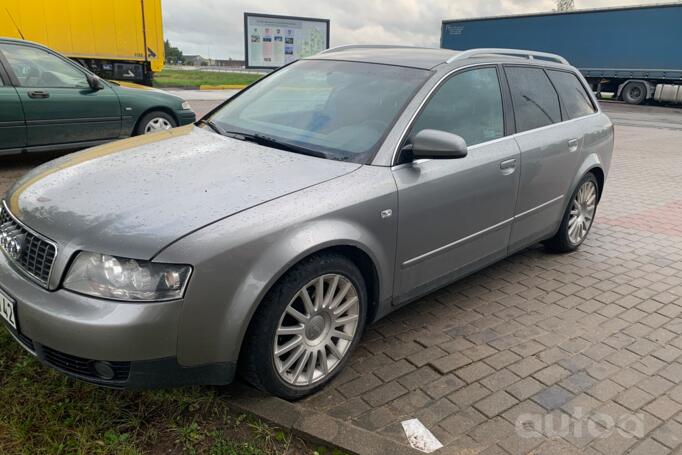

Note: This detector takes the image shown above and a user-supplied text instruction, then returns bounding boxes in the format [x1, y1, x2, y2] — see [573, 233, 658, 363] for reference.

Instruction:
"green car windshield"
[209, 59, 430, 163]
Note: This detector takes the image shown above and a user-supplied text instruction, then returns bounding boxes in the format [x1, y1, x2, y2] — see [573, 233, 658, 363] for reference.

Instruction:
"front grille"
[17, 332, 35, 352]
[0, 203, 57, 286]
[41, 345, 131, 382]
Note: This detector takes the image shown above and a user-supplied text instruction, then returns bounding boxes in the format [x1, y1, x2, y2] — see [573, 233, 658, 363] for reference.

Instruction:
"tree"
[556, 0, 575, 12]
[164, 39, 185, 64]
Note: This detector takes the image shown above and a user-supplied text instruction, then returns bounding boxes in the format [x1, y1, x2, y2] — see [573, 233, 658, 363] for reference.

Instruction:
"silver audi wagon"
[0, 46, 613, 399]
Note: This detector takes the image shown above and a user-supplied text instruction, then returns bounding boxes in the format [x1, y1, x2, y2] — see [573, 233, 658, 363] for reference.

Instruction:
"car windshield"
[208, 59, 430, 163]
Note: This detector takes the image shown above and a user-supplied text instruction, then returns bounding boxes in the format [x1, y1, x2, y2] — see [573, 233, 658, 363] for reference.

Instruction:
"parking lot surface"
[296, 121, 682, 454]
[2, 100, 682, 454]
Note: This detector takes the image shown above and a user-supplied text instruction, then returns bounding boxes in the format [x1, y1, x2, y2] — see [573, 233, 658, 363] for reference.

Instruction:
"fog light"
[94, 361, 115, 380]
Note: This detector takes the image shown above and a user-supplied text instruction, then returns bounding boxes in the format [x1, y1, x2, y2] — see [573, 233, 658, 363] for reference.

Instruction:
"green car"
[0, 38, 196, 155]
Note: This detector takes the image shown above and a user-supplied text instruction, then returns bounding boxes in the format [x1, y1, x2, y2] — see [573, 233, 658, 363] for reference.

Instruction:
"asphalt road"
[165, 89, 238, 118]
[600, 100, 682, 131]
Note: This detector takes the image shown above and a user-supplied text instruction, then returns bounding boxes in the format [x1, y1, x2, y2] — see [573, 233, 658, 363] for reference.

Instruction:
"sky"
[163, 0, 665, 60]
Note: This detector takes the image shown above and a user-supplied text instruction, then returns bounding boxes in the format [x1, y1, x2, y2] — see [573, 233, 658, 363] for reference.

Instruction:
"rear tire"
[239, 253, 367, 400]
[544, 173, 599, 253]
[622, 81, 647, 105]
[135, 111, 177, 135]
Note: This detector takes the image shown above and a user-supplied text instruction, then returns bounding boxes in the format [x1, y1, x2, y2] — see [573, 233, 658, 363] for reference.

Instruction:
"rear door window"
[505, 66, 561, 133]
[547, 70, 596, 119]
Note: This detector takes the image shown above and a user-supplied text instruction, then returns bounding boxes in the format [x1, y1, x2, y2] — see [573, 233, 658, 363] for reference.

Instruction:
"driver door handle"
[500, 158, 517, 170]
[28, 90, 49, 99]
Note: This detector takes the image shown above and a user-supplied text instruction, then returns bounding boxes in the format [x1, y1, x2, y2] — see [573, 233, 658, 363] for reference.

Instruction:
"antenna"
[5, 9, 25, 40]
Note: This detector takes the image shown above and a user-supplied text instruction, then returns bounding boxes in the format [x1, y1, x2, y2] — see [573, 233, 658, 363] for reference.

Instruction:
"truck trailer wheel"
[622, 81, 647, 105]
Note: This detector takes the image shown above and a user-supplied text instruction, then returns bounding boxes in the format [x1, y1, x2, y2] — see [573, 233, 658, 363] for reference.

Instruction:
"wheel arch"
[249, 240, 382, 324]
[310, 244, 381, 323]
[589, 166, 605, 202]
[235, 241, 384, 365]
[572, 150, 605, 200]
[556, 153, 605, 230]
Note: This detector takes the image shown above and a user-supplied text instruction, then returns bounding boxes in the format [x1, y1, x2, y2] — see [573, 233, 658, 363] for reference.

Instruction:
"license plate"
[0, 288, 16, 330]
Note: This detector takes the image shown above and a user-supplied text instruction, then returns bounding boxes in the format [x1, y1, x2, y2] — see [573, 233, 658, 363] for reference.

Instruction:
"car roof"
[0, 37, 43, 47]
[308, 45, 573, 71]
[309, 45, 459, 70]
[0, 37, 70, 55]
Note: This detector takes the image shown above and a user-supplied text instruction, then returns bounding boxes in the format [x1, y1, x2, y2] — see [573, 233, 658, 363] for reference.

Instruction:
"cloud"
[163, 0, 662, 59]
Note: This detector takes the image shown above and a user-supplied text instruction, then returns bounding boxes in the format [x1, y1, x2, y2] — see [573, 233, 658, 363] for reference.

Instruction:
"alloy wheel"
[273, 274, 360, 386]
[568, 180, 597, 244]
[144, 117, 173, 133]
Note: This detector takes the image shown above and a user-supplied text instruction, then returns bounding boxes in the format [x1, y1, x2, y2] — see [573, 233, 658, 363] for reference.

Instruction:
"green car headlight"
[64, 252, 192, 301]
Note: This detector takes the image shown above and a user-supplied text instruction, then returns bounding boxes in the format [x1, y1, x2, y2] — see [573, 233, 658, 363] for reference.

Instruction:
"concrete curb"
[199, 84, 248, 90]
[224, 383, 421, 455]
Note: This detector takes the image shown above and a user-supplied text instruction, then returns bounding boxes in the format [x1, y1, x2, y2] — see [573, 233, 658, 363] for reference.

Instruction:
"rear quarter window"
[505, 66, 561, 133]
[547, 70, 597, 119]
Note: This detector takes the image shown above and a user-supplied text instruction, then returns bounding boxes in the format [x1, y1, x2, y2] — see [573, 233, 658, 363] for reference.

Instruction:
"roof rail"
[446, 48, 569, 65]
[319, 44, 426, 55]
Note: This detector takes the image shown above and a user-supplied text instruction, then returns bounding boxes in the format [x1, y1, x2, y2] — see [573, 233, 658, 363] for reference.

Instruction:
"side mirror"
[401, 129, 468, 161]
[87, 74, 104, 91]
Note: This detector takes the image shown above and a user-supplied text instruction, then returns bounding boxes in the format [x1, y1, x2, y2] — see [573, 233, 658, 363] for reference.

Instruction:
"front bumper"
[0, 253, 234, 388]
[4, 326, 234, 388]
[4, 327, 234, 388]
[177, 110, 197, 126]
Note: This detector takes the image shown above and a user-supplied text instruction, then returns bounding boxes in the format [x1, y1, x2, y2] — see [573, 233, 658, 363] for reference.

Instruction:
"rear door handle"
[28, 90, 49, 99]
[568, 138, 580, 152]
[500, 158, 517, 170]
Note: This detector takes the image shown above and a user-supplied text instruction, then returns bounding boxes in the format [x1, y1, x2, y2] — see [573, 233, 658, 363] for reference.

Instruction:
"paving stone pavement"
[298, 124, 682, 454]
[2, 117, 682, 454]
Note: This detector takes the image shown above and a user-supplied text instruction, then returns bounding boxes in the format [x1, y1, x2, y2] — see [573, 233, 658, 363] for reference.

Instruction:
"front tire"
[135, 111, 177, 135]
[544, 173, 599, 253]
[240, 253, 367, 400]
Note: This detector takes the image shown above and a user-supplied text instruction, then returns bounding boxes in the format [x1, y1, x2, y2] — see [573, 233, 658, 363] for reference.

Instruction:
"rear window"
[547, 70, 596, 119]
[505, 66, 561, 133]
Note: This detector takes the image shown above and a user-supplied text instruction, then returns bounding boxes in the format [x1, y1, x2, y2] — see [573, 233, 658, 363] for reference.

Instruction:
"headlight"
[181, 101, 192, 110]
[64, 252, 192, 301]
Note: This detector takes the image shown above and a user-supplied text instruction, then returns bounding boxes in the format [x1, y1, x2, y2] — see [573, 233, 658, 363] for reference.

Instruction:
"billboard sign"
[244, 13, 330, 69]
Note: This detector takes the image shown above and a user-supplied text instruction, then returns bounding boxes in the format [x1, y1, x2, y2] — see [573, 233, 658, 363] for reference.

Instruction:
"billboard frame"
[243, 12, 330, 70]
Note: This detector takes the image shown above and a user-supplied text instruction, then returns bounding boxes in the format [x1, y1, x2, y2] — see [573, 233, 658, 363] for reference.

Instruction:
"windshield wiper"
[197, 119, 228, 136]
[199, 121, 329, 159]
[223, 130, 328, 159]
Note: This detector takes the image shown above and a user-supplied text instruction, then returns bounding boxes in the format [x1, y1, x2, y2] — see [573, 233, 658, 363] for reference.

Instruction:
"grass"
[0, 330, 343, 455]
[153, 69, 262, 89]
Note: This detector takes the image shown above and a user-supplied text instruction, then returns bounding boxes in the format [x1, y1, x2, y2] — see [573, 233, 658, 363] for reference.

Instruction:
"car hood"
[5, 126, 361, 259]
[108, 80, 165, 92]
[107, 80, 185, 102]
